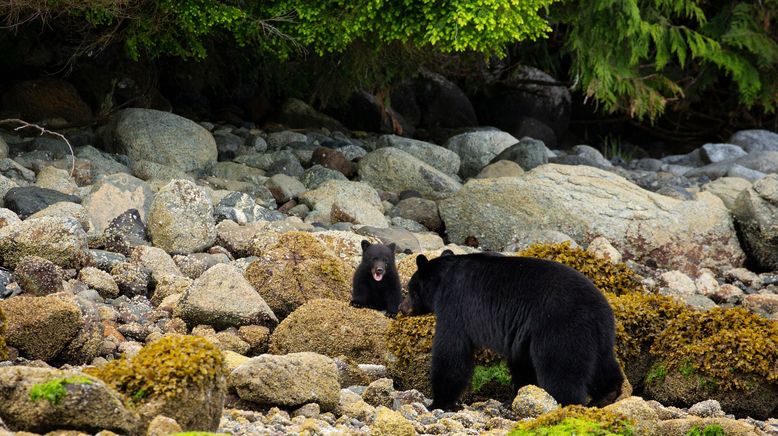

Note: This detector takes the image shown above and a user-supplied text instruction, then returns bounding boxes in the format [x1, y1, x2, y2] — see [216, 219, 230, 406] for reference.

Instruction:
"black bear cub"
[351, 240, 402, 317]
[402, 251, 623, 410]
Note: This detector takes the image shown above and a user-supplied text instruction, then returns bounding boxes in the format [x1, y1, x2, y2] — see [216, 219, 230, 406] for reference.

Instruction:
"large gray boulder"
[358, 148, 461, 200]
[299, 180, 384, 226]
[732, 174, 778, 270]
[729, 129, 778, 153]
[147, 179, 216, 254]
[108, 108, 217, 172]
[375, 135, 460, 176]
[439, 164, 745, 274]
[445, 131, 519, 178]
[475, 66, 572, 142]
[684, 151, 778, 180]
[174, 263, 277, 329]
[228, 352, 340, 411]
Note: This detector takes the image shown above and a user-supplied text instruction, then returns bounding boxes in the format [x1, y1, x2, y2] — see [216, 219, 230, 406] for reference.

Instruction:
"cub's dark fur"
[351, 240, 402, 317]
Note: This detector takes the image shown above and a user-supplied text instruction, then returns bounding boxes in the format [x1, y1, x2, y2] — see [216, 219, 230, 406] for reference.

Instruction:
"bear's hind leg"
[429, 333, 474, 410]
[508, 352, 537, 392]
[588, 350, 624, 407]
[530, 340, 591, 405]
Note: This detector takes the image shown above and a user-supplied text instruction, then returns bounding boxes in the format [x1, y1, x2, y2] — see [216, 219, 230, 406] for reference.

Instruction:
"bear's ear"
[440, 249, 454, 257]
[416, 255, 429, 269]
[388, 242, 397, 253]
[361, 240, 371, 251]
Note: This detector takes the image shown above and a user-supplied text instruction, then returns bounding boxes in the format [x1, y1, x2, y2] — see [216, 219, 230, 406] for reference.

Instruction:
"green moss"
[87, 334, 226, 402]
[510, 417, 630, 435]
[517, 242, 644, 296]
[471, 361, 512, 393]
[245, 231, 354, 319]
[646, 363, 668, 384]
[29, 376, 93, 406]
[686, 424, 726, 436]
[650, 307, 778, 390]
[679, 360, 697, 378]
[511, 405, 635, 435]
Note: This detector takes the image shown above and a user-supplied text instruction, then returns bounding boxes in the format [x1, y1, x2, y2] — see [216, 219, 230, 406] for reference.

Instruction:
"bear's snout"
[399, 299, 413, 315]
[371, 264, 386, 282]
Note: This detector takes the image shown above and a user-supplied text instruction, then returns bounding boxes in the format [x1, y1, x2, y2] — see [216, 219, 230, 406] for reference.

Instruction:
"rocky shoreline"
[2, 104, 778, 435]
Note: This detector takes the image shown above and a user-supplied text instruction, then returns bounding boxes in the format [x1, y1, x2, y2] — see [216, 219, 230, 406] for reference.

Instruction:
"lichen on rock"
[244, 231, 354, 320]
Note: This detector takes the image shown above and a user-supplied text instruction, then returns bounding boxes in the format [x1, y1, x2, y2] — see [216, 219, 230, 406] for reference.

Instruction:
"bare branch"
[0, 118, 76, 177]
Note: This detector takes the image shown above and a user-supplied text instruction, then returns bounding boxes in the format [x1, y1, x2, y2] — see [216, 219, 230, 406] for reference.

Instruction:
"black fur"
[403, 252, 623, 410]
[351, 240, 402, 317]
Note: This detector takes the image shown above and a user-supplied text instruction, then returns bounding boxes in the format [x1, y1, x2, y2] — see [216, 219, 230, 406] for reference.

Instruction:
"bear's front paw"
[384, 311, 397, 319]
[429, 401, 461, 412]
[350, 301, 365, 308]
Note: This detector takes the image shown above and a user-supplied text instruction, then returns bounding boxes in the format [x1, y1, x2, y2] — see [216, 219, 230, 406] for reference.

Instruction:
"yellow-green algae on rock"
[644, 307, 778, 419]
[244, 231, 354, 319]
[509, 404, 635, 436]
[0, 304, 7, 361]
[517, 241, 644, 296]
[87, 334, 227, 431]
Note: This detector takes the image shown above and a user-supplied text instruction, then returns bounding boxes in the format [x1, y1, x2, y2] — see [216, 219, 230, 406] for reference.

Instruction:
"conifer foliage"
[557, 0, 778, 120]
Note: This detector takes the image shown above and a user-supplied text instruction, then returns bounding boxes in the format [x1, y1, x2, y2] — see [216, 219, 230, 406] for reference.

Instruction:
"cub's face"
[361, 240, 396, 282]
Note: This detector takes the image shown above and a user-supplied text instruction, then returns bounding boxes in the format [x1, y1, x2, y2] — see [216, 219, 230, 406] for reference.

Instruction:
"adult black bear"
[350, 240, 402, 317]
[402, 251, 623, 410]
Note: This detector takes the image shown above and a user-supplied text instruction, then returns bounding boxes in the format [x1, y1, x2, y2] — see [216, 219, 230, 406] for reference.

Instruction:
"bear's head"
[401, 250, 455, 315]
[361, 240, 397, 282]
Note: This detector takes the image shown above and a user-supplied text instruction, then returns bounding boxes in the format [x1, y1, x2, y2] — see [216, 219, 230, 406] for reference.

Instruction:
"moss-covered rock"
[371, 406, 416, 436]
[517, 241, 644, 296]
[269, 299, 391, 364]
[0, 295, 83, 362]
[0, 216, 90, 269]
[385, 314, 436, 395]
[657, 417, 762, 436]
[0, 367, 139, 434]
[0, 304, 7, 361]
[87, 334, 227, 432]
[602, 396, 660, 435]
[244, 232, 354, 320]
[509, 404, 635, 435]
[644, 307, 778, 419]
[606, 292, 691, 389]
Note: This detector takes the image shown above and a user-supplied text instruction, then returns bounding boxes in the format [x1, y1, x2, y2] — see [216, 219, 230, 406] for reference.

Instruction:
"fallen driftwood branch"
[0, 118, 76, 177]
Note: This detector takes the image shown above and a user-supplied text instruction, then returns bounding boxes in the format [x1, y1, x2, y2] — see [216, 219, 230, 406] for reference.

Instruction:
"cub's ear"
[416, 255, 429, 269]
[440, 249, 454, 257]
[361, 240, 371, 251]
[388, 242, 397, 253]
